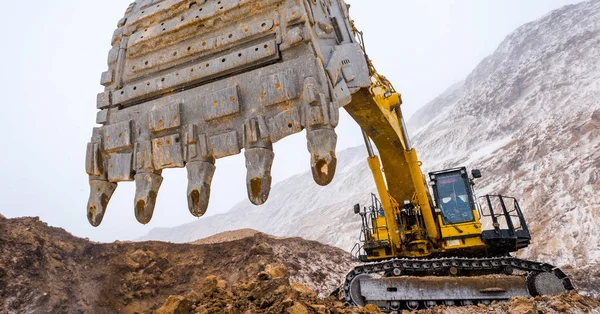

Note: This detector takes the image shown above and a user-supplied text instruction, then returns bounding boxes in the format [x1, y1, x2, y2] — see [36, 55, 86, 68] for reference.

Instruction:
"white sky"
[0, 0, 582, 242]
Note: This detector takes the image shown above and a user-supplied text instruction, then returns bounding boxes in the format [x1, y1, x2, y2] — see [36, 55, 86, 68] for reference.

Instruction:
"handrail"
[478, 194, 529, 239]
[350, 243, 362, 261]
[355, 193, 393, 257]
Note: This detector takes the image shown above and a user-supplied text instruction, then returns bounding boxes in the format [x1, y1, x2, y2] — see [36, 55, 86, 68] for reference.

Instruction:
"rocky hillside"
[0, 215, 362, 314]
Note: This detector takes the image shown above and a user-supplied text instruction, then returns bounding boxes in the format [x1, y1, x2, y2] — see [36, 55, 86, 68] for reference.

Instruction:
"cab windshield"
[436, 172, 474, 224]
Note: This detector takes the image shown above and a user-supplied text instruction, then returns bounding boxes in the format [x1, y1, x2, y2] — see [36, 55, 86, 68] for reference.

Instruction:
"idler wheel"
[348, 274, 371, 307]
[527, 272, 568, 296]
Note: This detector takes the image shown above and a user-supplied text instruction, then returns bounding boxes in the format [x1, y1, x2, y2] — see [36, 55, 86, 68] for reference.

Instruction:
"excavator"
[85, 0, 574, 311]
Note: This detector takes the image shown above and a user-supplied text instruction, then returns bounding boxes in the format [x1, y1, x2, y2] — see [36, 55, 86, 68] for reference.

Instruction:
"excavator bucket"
[86, 0, 371, 226]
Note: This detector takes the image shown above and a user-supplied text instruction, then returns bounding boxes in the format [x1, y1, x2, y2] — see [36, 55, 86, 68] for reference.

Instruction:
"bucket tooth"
[134, 172, 163, 224]
[87, 180, 118, 227]
[186, 160, 216, 217]
[245, 147, 275, 205]
[307, 128, 338, 186]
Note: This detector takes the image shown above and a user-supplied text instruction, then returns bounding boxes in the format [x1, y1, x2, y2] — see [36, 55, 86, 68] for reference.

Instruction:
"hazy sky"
[0, 0, 583, 242]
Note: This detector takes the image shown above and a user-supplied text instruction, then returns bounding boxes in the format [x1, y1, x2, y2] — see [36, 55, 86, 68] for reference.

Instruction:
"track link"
[343, 256, 575, 311]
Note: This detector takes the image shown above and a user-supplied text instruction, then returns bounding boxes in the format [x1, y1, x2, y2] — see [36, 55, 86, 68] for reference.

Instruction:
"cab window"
[436, 173, 474, 224]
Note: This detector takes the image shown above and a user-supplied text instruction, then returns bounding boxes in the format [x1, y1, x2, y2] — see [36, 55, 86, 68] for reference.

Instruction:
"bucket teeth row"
[307, 128, 338, 186]
[87, 180, 118, 227]
[86, 126, 338, 226]
[186, 160, 216, 217]
[134, 172, 163, 224]
[245, 148, 275, 205]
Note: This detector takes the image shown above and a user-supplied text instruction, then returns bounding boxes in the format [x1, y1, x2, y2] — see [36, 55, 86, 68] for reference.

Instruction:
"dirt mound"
[0, 216, 356, 314]
[152, 272, 383, 314]
[192, 229, 261, 245]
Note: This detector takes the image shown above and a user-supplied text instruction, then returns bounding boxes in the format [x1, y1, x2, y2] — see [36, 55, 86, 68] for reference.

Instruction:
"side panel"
[360, 276, 530, 302]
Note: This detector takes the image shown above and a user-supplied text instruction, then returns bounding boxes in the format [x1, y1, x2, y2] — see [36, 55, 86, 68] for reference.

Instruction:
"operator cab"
[429, 168, 487, 253]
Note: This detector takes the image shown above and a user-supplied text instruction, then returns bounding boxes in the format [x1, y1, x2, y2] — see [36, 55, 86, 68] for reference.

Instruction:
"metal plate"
[360, 276, 531, 301]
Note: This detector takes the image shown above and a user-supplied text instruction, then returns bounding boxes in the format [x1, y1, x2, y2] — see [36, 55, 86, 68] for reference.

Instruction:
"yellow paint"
[437, 210, 487, 251]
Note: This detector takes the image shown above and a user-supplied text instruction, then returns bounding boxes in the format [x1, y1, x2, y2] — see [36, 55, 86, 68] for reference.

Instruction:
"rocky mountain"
[141, 0, 600, 293]
[409, 0, 600, 270]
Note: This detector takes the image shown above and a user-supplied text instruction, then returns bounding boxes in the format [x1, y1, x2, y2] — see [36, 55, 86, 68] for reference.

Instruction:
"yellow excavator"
[342, 58, 574, 310]
[86, 0, 573, 311]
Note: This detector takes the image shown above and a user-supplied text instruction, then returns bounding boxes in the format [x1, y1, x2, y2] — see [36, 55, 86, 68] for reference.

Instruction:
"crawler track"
[343, 256, 575, 312]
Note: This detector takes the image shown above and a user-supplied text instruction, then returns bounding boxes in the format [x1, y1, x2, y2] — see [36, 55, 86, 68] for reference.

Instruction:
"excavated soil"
[0, 215, 361, 314]
[1, 214, 599, 314]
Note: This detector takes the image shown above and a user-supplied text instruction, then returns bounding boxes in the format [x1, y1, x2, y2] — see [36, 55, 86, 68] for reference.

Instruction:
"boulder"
[155, 295, 193, 314]
[291, 282, 317, 298]
[130, 249, 155, 268]
[286, 303, 309, 314]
